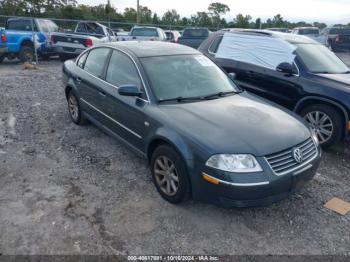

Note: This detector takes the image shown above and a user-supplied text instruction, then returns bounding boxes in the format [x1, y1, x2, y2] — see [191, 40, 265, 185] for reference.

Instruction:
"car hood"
[318, 73, 350, 87]
[158, 92, 310, 156]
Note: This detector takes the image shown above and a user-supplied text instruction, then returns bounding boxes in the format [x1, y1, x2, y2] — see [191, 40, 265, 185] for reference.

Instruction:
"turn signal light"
[202, 173, 220, 185]
[348, 121, 350, 131]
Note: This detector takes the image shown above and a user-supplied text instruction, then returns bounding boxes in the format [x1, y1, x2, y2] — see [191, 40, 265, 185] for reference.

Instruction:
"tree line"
[0, 0, 348, 29]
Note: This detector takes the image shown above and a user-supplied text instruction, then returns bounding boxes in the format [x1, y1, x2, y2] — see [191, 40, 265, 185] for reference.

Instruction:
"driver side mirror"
[276, 62, 295, 75]
[118, 85, 142, 97]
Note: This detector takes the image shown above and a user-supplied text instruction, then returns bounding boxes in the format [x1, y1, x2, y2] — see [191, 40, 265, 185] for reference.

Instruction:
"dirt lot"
[0, 57, 349, 256]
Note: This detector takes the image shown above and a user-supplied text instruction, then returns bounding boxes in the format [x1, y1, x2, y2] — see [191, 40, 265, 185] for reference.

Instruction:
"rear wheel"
[19, 45, 34, 62]
[301, 104, 343, 148]
[151, 145, 191, 204]
[0, 54, 5, 63]
[67, 91, 88, 125]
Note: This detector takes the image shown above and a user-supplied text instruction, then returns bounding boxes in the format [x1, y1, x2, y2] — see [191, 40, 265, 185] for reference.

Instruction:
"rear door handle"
[76, 77, 82, 84]
[99, 91, 106, 97]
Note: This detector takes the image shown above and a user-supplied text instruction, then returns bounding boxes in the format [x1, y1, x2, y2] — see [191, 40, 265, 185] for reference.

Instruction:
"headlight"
[206, 154, 263, 173]
[310, 128, 319, 146]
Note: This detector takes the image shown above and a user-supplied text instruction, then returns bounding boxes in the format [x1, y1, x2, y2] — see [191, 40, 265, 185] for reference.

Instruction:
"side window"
[38, 20, 49, 33]
[77, 51, 89, 68]
[107, 28, 114, 36]
[76, 23, 87, 33]
[106, 51, 142, 89]
[208, 36, 223, 54]
[84, 48, 111, 78]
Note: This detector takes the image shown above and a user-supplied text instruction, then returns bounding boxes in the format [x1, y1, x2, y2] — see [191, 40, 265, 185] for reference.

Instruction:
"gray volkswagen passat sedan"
[62, 41, 321, 207]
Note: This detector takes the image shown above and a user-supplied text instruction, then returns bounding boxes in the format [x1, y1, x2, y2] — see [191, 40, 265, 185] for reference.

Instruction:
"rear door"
[75, 47, 112, 120]
[102, 49, 149, 151]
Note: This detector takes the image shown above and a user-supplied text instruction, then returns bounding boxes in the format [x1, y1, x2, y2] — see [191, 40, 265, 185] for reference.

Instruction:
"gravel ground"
[0, 57, 349, 256]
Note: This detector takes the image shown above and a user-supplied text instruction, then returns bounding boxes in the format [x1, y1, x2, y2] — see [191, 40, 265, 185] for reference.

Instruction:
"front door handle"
[99, 91, 106, 97]
[76, 77, 82, 84]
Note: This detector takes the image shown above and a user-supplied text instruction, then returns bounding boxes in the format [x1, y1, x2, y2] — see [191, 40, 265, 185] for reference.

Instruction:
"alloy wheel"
[304, 111, 334, 144]
[154, 156, 179, 196]
[68, 95, 79, 121]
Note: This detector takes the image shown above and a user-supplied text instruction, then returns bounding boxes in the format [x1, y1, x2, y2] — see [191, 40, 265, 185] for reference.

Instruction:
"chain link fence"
[0, 15, 213, 32]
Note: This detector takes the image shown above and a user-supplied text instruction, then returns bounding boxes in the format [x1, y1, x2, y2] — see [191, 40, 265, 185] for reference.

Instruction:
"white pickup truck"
[122, 26, 167, 42]
[51, 21, 116, 61]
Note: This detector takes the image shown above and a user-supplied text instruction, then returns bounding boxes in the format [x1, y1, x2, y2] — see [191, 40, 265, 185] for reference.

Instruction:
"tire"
[41, 54, 50, 60]
[59, 54, 69, 62]
[19, 45, 34, 62]
[150, 145, 191, 204]
[67, 90, 88, 125]
[0, 54, 5, 63]
[300, 104, 343, 148]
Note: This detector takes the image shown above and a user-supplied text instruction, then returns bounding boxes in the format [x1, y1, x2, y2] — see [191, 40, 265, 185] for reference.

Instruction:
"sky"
[77, 0, 350, 25]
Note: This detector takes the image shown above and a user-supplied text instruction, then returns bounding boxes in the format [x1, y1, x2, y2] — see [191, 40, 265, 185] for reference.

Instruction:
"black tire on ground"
[59, 54, 70, 62]
[67, 90, 88, 125]
[300, 104, 343, 148]
[150, 144, 191, 204]
[19, 45, 34, 62]
[0, 54, 5, 63]
[41, 54, 51, 60]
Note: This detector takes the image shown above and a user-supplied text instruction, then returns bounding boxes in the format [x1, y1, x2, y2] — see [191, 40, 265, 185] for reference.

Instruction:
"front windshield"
[141, 55, 238, 101]
[295, 43, 349, 74]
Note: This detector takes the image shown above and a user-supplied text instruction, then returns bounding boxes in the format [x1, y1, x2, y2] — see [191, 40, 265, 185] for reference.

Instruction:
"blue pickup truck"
[0, 17, 58, 62]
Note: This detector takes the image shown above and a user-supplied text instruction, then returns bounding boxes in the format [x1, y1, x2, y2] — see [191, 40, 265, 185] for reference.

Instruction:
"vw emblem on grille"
[293, 148, 303, 163]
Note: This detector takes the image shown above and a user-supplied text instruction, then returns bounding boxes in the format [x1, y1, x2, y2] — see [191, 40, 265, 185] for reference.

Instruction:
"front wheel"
[301, 104, 343, 148]
[0, 54, 5, 63]
[19, 45, 34, 62]
[150, 145, 191, 204]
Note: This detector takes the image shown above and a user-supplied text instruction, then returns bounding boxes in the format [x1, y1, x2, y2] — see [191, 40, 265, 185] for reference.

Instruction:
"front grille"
[265, 138, 317, 176]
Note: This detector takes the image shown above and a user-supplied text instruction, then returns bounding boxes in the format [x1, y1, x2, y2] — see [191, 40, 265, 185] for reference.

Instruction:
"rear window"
[6, 19, 37, 31]
[85, 23, 104, 35]
[329, 28, 350, 35]
[131, 28, 158, 37]
[183, 29, 209, 38]
[298, 28, 319, 35]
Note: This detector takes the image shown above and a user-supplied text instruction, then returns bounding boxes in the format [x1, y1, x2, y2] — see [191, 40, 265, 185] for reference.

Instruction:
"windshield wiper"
[203, 90, 238, 100]
[158, 96, 204, 103]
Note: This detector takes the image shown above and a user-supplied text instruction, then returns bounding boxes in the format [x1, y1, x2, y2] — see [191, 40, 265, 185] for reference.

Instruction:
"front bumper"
[193, 148, 321, 208]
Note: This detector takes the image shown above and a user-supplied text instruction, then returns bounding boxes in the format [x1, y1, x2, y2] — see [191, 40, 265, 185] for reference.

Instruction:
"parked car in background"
[124, 26, 166, 41]
[51, 21, 116, 61]
[291, 27, 322, 42]
[178, 27, 210, 49]
[0, 17, 58, 62]
[115, 31, 130, 41]
[292, 27, 320, 36]
[267, 28, 291, 33]
[321, 27, 350, 52]
[164, 30, 181, 43]
[199, 30, 350, 147]
[62, 41, 321, 207]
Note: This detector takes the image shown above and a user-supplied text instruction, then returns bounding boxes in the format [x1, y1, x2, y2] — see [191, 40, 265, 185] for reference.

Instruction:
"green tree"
[123, 7, 137, 22]
[233, 14, 252, 28]
[255, 18, 261, 29]
[208, 2, 230, 28]
[272, 14, 285, 27]
[162, 9, 180, 25]
[152, 13, 160, 25]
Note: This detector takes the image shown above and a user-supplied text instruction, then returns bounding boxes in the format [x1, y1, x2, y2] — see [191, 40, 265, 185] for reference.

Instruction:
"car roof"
[294, 27, 318, 29]
[216, 29, 318, 44]
[104, 41, 201, 58]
